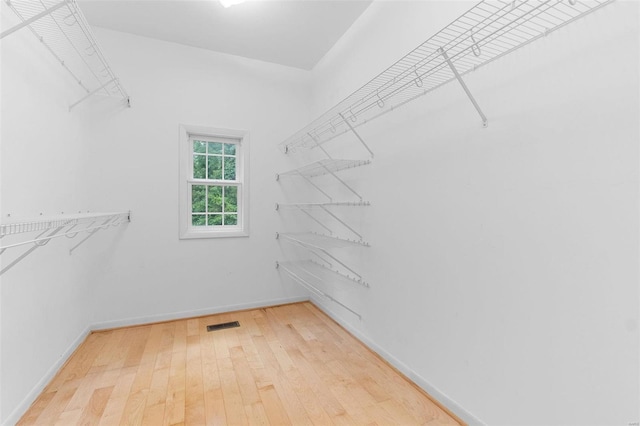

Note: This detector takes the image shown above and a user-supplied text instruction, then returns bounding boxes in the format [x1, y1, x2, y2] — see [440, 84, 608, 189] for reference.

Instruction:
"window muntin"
[189, 135, 241, 229]
[179, 125, 249, 239]
[191, 184, 237, 226]
[192, 140, 237, 181]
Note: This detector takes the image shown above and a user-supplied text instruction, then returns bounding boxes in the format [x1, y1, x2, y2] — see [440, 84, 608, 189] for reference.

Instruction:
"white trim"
[91, 296, 309, 331]
[1, 326, 91, 426]
[178, 124, 250, 239]
[309, 297, 486, 426]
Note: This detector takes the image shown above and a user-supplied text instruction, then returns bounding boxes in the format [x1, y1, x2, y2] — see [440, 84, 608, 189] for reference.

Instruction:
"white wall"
[83, 28, 310, 328]
[0, 3, 99, 423]
[0, 21, 311, 425]
[301, 1, 639, 425]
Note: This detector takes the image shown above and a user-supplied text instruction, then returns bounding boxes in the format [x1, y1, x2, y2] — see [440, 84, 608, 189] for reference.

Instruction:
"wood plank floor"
[18, 302, 462, 425]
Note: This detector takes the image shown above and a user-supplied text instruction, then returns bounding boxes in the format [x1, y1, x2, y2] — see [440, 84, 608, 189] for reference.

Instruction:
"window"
[179, 125, 249, 238]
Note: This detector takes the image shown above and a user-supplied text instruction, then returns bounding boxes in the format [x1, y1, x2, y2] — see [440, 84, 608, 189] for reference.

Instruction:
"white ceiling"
[78, 0, 372, 70]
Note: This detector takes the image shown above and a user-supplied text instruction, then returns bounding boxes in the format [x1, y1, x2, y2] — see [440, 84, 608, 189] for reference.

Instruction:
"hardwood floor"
[18, 302, 462, 425]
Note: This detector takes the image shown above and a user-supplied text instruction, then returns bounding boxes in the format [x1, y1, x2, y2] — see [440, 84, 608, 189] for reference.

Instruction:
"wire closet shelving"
[276, 0, 616, 318]
[276, 261, 363, 319]
[276, 158, 371, 203]
[276, 201, 370, 240]
[279, 0, 615, 153]
[0, 211, 131, 275]
[277, 232, 370, 249]
[276, 159, 371, 179]
[1, 0, 130, 110]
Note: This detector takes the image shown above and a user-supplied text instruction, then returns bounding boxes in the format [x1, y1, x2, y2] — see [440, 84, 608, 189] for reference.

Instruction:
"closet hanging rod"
[280, 0, 615, 151]
[2, 0, 130, 109]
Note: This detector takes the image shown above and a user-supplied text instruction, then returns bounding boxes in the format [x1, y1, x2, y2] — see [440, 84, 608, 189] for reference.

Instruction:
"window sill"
[180, 228, 249, 239]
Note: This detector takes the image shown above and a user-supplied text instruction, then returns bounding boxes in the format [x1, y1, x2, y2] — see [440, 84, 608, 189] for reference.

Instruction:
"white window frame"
[179, 124, 249, 239]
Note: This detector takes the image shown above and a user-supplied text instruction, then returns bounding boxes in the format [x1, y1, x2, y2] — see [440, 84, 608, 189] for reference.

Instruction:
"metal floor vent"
[207, 321, 240, 332]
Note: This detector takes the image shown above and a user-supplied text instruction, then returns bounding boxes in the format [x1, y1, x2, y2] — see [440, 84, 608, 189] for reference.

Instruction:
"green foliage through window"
[191, 139, 240, 228]
[191, 184, 239, 227]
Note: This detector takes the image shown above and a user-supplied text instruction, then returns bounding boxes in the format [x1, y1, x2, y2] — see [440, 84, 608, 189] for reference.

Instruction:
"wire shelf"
[0, 212, 129, 238]
[2, 0, 129, 109]
[277, 159, 371, 179]
[277, 232, 370, 249]
[276, 201, 371, 209]
[0, 211, 131, 275]
[280, 0, 615, 151]
[277, 261, 362, 319]
[280, 260, 369, 288]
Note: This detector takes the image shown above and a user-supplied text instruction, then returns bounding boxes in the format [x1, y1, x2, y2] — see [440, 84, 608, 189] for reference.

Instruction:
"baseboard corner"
[1, 325, 91, 426]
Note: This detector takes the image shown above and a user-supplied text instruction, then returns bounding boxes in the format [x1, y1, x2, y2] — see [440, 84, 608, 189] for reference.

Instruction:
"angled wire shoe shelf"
[276, 261, 362, 319]
[276, 159, 371, 179]
[276, 201, 371, 208]
[277, 232, 370, 249]
[275, 159, 372, 311]
[276, 202, 370, 241]
[277, 232, 369, 289]
[276, 259, 368, 289]
[279, 0, 615, 153]
[276, 158, 371, 202]
[0, 211, 131, 275]
[1, 0, 130, 110]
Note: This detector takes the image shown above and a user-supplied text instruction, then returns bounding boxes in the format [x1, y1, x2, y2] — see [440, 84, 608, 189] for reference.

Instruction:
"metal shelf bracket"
[338, 113, 375, 159]
[439, 47, 488, 128]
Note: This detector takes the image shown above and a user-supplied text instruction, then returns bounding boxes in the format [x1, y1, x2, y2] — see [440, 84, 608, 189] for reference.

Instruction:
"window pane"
[193, 140, 206, 154]
[224, 186, 237, 213]
[208, 186, 222, 212]
[192, 185, 206, 212]
[224, 157, 236, 180]
[208, 214, 222, 226]
[192, 215, 206, 226]
[223, 214, 237, 226]
[224, 143, 236, 155]
[208, 156, 222, 179]
[193, 155, 206, 179]
[208, 142, 222, 154]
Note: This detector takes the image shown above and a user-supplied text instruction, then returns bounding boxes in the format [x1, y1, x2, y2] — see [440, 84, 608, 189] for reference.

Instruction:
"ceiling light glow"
[219, 0, 246, 8]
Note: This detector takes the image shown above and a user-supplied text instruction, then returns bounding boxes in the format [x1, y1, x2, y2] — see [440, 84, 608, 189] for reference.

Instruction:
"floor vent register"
[206, 321, 240, 332]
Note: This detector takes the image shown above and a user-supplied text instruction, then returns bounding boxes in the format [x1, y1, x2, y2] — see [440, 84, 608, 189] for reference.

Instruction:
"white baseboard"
[2, 325, 91, 426]
[90, 295, 310, 331]
[309, 297, 486, 426]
